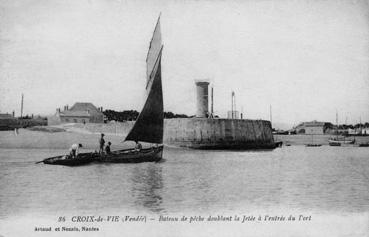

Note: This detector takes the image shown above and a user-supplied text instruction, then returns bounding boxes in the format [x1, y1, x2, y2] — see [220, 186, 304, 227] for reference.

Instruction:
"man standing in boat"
[69, 143, 82, 159]
[99, 133, 105, 154]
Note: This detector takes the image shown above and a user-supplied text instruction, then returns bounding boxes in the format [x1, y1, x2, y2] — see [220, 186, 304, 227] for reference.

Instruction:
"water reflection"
[130, 164, 164, 213]
[2, 146, 369, 217]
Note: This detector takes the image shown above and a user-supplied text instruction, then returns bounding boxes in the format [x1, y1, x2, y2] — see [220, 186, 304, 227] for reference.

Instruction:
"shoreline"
[274, 134, 369, 146]
[1, 127, 369, 150]
[0, 128, 130, 150]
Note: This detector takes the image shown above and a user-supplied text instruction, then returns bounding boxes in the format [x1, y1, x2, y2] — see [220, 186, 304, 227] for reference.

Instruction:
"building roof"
[304, 121, 325, 127]
[67, 102, 103, 117]
[70, 102, 100, 112]
[60, 110, 90, 117]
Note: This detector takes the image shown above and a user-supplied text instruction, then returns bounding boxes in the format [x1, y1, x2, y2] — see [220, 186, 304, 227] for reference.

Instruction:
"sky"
[0, 0, 368, 128]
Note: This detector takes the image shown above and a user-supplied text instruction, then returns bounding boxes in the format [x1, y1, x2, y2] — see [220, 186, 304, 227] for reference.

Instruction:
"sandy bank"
[0, 129, 133, 150]
[27, 126, 65, 133]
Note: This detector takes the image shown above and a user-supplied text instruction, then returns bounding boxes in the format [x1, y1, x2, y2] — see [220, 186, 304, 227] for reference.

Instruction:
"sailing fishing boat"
[100, 15, 164, 163]
[37, 16, 164, 166]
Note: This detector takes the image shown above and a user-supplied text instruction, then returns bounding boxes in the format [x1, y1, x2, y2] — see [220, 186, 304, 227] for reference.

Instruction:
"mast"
[231, 91, 233, 119]
[234, 92, 236, 118]
[270, 105, 272, 129]
[336, 110, 338, 138]
[21, 93, 24, 118]
[211, 86, 214, 117]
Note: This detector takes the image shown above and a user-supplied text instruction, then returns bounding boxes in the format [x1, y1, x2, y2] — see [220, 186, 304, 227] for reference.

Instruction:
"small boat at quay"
[37, 152, 99, 166]
[328, 137, 355, 146]
[306, 144, 322, 147]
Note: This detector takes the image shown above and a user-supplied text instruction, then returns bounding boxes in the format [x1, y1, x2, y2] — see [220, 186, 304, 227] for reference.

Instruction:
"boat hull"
[306, 144, 322, 147]
[328, 139, 355, 145]
[358, 143, 369, 147]
[99, 145, 163, 163]
[42, 153, 98, 166]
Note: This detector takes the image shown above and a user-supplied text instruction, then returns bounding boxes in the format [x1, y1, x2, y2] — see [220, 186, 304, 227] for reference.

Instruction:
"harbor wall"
[164, 118, 275, 149]
[68, 118, 275, 149]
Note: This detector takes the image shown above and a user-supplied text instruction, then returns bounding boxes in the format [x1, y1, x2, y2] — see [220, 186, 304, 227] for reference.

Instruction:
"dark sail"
[125, 16, 163, 144]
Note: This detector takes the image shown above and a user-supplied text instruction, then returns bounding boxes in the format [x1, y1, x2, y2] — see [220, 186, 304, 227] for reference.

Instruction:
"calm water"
[0, 145, 368, 219]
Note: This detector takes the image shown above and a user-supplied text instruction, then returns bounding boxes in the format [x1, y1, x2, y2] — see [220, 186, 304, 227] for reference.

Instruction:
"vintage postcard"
[0, 0, 368, 236]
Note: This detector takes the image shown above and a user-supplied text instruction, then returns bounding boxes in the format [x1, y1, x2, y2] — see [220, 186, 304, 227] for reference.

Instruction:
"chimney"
[66, 105, 69, 111]
[12, 111, 15, 117]
[100, 106, 103, 112]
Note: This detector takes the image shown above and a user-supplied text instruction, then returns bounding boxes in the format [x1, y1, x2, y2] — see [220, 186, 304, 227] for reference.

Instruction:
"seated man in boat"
[135, 140, 142, 151]
[105, 142, 112, 155]
[69, 143, 82, 159]
[99, 133, 105, 154]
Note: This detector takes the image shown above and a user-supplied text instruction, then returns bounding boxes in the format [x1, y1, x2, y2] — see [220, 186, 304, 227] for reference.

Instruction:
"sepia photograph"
[0, 0, 368, 236]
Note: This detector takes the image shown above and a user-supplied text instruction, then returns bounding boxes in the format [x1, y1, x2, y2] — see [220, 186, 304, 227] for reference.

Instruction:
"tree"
[103, 109, 189, 121]
[103, 110, 139, 122]
[164, 112, 189, 118]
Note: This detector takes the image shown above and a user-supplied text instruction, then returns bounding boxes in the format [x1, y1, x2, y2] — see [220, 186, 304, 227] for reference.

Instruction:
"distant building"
[294, 121, 329, 135]
[304, 121, 325, 135]
[0, 112, 18, 131]
[348, 128, 360, 135]
[48, 102, 105, 125]
[362, 127, 369, 135]
[0, 113, 14, 119]
[350, 127, 369, 136]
